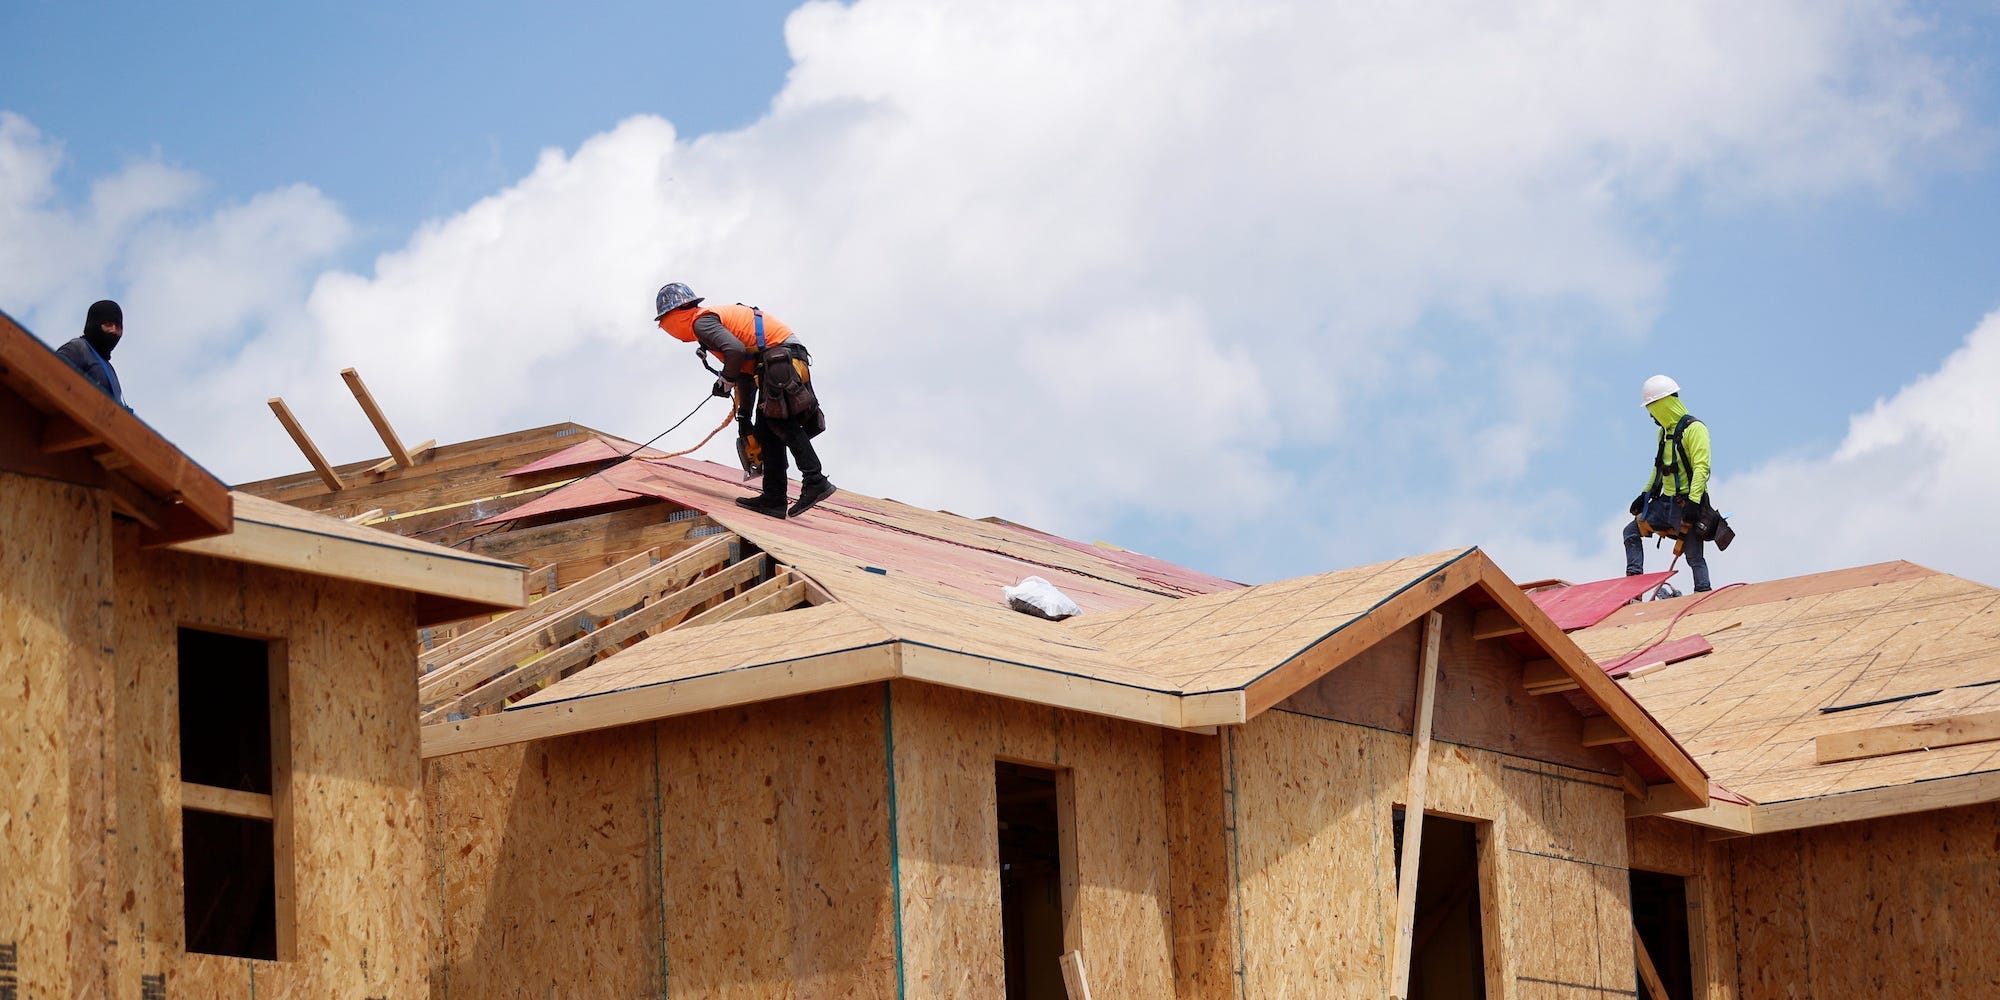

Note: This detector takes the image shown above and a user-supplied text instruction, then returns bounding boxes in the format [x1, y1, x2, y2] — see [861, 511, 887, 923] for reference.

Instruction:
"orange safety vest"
[658, 303, 794, 374]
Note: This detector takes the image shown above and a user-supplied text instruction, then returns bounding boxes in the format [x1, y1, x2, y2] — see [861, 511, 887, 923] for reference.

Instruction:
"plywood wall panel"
[1163, 731, 1236, 1000]
[1720, 802, 2000, 999]
[0, 474, 110, 999]
[112, 540, 433, 999]
[428, 726, 662, 999]
[890, 682, 1176, 999]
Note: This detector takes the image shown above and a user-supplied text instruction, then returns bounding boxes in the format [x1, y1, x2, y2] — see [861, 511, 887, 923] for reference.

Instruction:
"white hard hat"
[1641, 374, 1680, 405]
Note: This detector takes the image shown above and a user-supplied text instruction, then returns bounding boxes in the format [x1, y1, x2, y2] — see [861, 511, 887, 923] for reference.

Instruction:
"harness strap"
[1653, 414, 1698, 497]
[752, 307, 765, 352]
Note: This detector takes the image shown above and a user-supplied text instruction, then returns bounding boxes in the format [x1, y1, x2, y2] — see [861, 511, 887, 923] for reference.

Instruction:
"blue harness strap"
[752, 307, 765, 351]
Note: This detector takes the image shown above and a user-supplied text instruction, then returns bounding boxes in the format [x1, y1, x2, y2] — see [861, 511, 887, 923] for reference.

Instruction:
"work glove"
[1629, 493, 1648, 517]
[711, 377, 731, 398]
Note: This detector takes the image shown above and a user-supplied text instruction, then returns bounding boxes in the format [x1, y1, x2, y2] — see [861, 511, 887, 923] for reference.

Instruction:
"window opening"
[997, 761, 1070, 1000]
[1629, 869, 1694, 1000]
[1393, 809, 1488, 1000]
[178, 627, 287, 960]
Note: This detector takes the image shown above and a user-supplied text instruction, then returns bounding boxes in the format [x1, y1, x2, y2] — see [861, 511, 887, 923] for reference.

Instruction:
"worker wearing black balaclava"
[56, 299, 128, 409]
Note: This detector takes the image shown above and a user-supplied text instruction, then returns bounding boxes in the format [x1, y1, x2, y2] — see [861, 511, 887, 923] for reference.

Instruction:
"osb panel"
[1721, 801, 2000, 998]
[1280, 601, 1624, 774]
[1231, 708, 1639, 999]
[1578, 567, 2000, 801]
[1163, 732, 1235, 1000]
[115, 538, 430, 998]
[1507, 852, 1633, 998]
[0, 474, 110, 998]
[656, 687, 896, 999]
[1626, 816, 1708, 878]
[890, 682, 1176, 999]
[1229, 710, 1398, 997]
[428, 728, 663, 999]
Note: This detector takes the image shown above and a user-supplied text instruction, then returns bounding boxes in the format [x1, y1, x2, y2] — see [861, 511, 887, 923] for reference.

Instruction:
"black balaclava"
[83, 299, 123, 358]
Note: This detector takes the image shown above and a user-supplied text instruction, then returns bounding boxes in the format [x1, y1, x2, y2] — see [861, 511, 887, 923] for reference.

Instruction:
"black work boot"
[788, 476, 835, 517]
[735, 493, 788, 519]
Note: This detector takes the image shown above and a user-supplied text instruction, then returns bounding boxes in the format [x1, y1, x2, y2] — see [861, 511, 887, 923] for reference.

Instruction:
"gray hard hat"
[654, 282, 704, 320]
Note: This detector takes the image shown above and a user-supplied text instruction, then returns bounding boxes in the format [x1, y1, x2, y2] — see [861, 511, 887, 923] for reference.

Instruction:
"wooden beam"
[427, 555, 768, 721]
[1470, 607, 1523, 640]
[1059, 951, 1093, 1000]
[1581, 715, 1633, 748]
[367, 439, 434, 476]
[268, 397, 343, 492]
[343, 508, 385, 524]
[1750, 768, 2000, 833]
[341, 367, 415, 468]
[1814, 708, 2000, 764]
[421, 643, 902, 758]
[417, 546, 676, 672]
[180, 781, 275, 821]
[38, 412, 101, 453]
[1521, 657, 1575, 694]
[1390, 610, 1445, 1000]
[1635, 933, 1670, 1000]
[672, 575, 805, 631]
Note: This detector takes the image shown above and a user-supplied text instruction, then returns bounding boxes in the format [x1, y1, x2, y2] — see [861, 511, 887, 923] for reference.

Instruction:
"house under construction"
[6, 318, 1999, 999]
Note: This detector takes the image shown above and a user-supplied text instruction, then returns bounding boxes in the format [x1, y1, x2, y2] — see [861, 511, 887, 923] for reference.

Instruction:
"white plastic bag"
[1003, 576, 1082, 621]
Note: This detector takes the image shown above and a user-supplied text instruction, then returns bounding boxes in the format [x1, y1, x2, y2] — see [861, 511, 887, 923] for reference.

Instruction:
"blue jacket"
[56, 336, 126, 408]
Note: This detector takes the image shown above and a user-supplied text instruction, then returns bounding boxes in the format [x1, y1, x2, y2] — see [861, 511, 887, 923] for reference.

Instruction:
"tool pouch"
[757, 345, 818, 421]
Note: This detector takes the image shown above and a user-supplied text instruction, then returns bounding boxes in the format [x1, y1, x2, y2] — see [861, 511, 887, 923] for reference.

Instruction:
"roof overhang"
[0, 308, 232, 545]
[171, 492, 526, 626]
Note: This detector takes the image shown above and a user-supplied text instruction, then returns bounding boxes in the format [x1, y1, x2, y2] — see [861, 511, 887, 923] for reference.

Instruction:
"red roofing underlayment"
[483, 456, 1236, 613]
[503, 434, 670, 476]
[1600, 634, 1712, 678]
[1529, 572, 1675, 631]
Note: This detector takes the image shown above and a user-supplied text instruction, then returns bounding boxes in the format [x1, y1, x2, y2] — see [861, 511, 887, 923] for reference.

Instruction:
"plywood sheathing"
[889, 682, 1176, 998]
[113, 529, 433, 998]
[235, 421, 600, 513]
[1718, 799, 2000, 998]
[0, 474, 113, 998]
[427, 686, 897, 998]
[1574, 562, 2000, 810]
[1228, 708, 1639, 999]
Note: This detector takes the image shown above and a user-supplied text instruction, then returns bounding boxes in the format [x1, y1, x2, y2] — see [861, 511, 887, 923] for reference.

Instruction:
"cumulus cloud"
[0, 1, 1977, 583]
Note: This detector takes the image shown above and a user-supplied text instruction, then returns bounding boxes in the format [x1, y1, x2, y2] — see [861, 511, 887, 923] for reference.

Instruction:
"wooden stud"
[1059, 951, 1094, 1000]
[418, 546, 672, 673]
[1470, 607, 1523, 640]
[1581, 716, 1633, 748]
[178, 781, 275, 821]
[268, 397, 344, 492]
[37, 412, 102, 453]
[1814, 708, 2000, 764]
[342, 508, 385, 524]
[1521, 657, 1576, 694]
[341, 368, 415, 468]
[1389, 610, 1444, 1000]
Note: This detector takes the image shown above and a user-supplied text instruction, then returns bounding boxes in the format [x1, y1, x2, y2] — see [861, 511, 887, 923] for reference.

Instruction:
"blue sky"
[5, 1, 2000, 592]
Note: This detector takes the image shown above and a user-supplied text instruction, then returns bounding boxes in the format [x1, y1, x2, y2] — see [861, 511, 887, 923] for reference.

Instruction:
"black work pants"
[753, 413, 823, 499]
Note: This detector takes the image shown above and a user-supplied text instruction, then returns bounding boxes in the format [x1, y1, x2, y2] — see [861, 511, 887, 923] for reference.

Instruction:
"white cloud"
[0, 1, 1978, 583]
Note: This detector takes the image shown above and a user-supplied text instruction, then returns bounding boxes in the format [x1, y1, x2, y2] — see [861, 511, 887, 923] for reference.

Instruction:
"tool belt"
[757, 343, 819, 423]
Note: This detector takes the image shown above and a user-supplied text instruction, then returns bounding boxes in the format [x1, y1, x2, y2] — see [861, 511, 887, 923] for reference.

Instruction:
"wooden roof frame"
[0, 308, 232, 545]
[419, 546, 1709, 810]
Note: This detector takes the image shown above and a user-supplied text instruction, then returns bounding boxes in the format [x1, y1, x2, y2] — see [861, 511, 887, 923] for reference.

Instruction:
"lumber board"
[462, 505, 722, 588]
[1813, 708, 2000, 764]
[268, 396, 343, 492]
[240, 421, 592, 506]
[421, 643, 902, 757]
[672, 573, 804, 631]
[426, 554, 768, 721]
[1581, 715, 1632, 748]
[1520, 657, 1573, 693]
[418, 546, 670, 673]
[417, 540, 733, 704]
[1635, 932, 1670, 1000]
[366, 439, 433, 476]
[179, 781, 276, 821]
[340, 367, 414, 468]
[37, 412, 101, 453]
[1060, 951, 1094, 1000]
[1389, 611, 1444, 1000]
